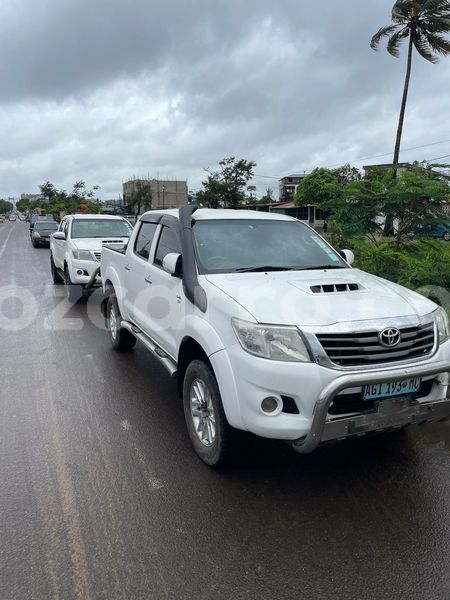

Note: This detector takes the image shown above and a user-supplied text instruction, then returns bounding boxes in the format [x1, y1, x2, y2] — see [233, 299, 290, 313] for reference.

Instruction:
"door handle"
[144, 276, 153, 284]
[125, 265, 131, 271]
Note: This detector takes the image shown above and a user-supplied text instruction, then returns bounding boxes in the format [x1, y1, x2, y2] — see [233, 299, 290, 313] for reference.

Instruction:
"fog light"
[261, 396, 282, 415]
[76, 269, 83, 276]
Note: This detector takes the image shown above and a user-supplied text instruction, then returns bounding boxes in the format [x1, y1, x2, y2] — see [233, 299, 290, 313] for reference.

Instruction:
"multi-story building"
[278, 174, 307, 203]
[123, 178, 188, 210]
[20, 193, 46, 204]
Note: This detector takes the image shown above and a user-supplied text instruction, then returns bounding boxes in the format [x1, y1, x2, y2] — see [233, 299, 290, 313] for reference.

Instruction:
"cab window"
[134, 222, 158, 260]
[154, 226, 181, 267]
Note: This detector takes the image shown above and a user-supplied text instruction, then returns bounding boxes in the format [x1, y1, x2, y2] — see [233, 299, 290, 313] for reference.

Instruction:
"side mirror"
[162, 252, 182, 276]
[340, 249, 355, 266]
[53, 231, 66, 241]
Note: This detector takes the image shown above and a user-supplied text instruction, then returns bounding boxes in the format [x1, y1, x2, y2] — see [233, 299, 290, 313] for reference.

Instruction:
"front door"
[145, 223, 183, 358]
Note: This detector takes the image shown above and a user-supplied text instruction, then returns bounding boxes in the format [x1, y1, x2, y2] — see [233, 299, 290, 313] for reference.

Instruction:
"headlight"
[33, 232, 40, 238]
[435, 307, 450, 343]
[72, 250, 94, 261]
[231, 318, 311, 362]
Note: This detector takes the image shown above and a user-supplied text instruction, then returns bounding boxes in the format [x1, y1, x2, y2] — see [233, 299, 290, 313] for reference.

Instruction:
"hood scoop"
[310, 282, 361, 294]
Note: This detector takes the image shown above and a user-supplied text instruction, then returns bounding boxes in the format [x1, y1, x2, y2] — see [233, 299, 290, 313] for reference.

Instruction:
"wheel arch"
[177, 337, 212, 397]
[101, 279, 115, 318]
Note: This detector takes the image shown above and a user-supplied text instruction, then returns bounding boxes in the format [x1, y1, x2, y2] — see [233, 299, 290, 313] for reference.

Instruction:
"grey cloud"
[0, 0, 449, 199]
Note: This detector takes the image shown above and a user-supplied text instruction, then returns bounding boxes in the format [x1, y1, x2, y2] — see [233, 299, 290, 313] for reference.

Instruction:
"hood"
[205, 268, 437, 327]
[71, 237, 129, 251]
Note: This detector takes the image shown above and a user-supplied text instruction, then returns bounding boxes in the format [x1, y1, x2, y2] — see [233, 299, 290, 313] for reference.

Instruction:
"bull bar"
[292, 360, 450, 454]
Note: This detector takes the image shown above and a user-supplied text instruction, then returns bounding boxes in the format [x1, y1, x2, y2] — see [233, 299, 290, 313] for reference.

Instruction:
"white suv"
[50, 214, 132, 301]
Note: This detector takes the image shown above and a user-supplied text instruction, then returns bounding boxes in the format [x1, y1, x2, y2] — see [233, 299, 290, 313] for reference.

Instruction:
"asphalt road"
[0, 221, 449, 600]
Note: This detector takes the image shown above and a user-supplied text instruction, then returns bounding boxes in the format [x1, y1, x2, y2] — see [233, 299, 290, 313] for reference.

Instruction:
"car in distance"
[418, 221, 450, 241]
[99, 206, 450, 467]
[8, 214, 17, 221]
[430, 222, 450, 241]
[29, 213, 55, 236]
[0, 215, 4, 223]
[31, 221, 58, 247]
[50, 214, 133, 302]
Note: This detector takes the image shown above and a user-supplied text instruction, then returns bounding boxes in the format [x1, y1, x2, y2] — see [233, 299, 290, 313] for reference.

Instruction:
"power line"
[325, 138, 450, 169]
[252, 137, 450, 181]
[427, 153, 450, 162]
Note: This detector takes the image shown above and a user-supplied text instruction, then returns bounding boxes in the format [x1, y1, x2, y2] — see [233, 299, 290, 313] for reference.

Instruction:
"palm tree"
[371, 0, 450, 168]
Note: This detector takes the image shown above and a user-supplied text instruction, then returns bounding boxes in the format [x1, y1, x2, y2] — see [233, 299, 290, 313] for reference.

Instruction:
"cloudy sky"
[1, 0, 450, 201]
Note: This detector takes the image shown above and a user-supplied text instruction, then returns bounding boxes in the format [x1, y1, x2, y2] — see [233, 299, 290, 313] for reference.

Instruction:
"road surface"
[0, 221, 449, 600]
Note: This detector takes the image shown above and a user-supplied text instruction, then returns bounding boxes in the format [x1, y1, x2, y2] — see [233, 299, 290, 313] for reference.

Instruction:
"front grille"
[93, 251, 102, 262]
[328, 379, 434, 415]
[316, 323, 435, 367]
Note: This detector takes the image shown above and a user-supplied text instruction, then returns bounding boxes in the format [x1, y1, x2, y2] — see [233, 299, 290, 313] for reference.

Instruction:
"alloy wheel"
[190, 378, 216, 446]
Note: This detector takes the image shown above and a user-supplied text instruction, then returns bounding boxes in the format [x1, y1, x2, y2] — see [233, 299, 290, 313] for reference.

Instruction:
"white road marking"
[0, 228, 14, 260]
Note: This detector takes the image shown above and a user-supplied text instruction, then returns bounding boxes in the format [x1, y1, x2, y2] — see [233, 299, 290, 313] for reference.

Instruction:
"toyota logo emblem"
[379, 328, 401, 348]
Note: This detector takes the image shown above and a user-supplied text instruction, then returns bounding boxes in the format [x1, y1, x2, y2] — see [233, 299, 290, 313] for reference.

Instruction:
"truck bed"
[102, 243, 127, 254]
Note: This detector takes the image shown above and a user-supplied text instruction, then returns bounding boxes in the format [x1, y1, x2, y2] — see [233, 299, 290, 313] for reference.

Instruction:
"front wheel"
[444, 231, 449, 241]
[183, 359, 235, 467]
[64, 267, 83, 303]
[106, 295, 136, 351]
[50, 255, 64, 284]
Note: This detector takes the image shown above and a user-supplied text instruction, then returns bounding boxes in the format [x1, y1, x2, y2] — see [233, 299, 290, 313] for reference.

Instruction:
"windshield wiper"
[235, 266, 295, 273]
[295, 265, 347, 271]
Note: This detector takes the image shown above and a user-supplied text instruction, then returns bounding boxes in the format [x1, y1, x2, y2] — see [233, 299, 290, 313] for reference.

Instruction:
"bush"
[348, 238, 450, 291]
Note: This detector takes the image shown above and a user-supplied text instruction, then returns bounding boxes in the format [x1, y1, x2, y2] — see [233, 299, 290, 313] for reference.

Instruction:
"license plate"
[363, 377, 421, 401]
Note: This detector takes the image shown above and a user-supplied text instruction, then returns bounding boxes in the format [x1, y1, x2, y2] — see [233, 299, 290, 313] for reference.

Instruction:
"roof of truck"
[67, 214, 127, 220]
[140, 208, 296, 222]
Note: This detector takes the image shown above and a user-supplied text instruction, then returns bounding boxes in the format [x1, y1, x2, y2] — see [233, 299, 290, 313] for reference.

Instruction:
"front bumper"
[33, 236, 50, 245]
[292, 360, 450, 454]
[69, 259, 101, 286]
[212, 341, 450, 449]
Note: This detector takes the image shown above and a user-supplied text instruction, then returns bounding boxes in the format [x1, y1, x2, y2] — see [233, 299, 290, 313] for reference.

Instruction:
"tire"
[444, 231, 449, 242]
[64, 266, 83, 303]
[106, 295, 136, 352]
[183, 359, 235, 467]
[50, 255, 64, 284]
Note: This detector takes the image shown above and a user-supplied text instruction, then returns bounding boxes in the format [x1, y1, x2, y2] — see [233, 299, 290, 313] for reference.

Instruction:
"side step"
[121, 321, 177, 377]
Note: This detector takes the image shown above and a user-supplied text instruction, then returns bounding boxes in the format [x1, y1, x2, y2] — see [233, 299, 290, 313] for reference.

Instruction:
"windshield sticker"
[311, 237, 340, 261]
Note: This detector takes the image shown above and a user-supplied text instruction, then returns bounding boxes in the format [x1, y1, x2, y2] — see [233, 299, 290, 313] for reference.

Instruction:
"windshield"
[35, 222, 58, 231]
[192, 219, 348, 274]
[71, 219, 133, 239]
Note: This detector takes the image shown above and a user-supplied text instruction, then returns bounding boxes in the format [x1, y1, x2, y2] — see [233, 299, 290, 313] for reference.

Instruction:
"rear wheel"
[444, 231, 449, 241]
[106, 295, 136, 351]
[64, 266, 83, 303]
[50, 255, 64, 284]
[183, 359, 235, 467]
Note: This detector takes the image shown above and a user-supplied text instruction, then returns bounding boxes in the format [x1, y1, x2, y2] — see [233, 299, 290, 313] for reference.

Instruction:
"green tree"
[259, 187, 275, 204]
[371, 0, 450, 235]
[0, 199, 13, 214]
[295, 163, 450, 247]
[371, 0, 450, 167]
[38, 180, 101, 218]
[295, 167, 341, 207]
[127, 181, 153, 217]
[196, 157, 256, 208]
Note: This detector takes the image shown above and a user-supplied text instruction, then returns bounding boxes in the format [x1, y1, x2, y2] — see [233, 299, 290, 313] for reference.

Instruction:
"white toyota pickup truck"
[50, 214, 133, 301]
[99, 206, 450, 466]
